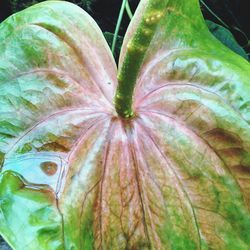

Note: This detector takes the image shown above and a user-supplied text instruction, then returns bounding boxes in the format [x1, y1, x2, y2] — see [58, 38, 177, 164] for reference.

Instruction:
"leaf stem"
[200, 0, 229, 28]
[111, 0, 127, 55]
[125, 1, 133, 20]
[114, 0, 168, 118]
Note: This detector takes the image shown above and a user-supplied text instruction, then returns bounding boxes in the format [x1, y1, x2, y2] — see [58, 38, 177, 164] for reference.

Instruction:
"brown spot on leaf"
[203, 128, 242, 150]
[40, 161, 58, 176]
[219, 147, 245, 167]
[37, 141, 69, 152]
[232, 165, 250, 175]
[47, 73, 68, 88]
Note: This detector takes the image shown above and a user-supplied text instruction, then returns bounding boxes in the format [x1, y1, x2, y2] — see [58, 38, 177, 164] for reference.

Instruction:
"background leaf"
[206, 20, 248, 60]
[103, 32, 123, 62]
[0, 236, 11, 250]
[200, 0, 249, 59]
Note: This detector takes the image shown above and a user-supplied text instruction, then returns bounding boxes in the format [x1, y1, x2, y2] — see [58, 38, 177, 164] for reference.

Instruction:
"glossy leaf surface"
[0, 0, 250, 249]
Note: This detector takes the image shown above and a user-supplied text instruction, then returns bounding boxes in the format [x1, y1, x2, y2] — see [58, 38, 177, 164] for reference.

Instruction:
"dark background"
[0, 0, 249, 248]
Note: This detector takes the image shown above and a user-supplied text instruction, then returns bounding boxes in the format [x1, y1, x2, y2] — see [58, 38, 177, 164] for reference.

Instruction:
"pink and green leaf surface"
[0, 0, 250, 249]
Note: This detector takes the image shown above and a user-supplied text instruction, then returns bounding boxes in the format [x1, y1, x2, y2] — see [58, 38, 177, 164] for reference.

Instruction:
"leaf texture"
[0, 0, 250, 249]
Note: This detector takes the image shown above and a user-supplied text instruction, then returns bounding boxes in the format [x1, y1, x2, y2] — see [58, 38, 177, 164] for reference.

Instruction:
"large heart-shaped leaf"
[0, 0, 250, 249]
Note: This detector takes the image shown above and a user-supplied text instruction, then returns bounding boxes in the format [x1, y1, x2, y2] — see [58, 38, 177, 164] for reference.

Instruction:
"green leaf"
[1, 0, 250, 249]
[0, 1, 117, 249]
[116, 1, 250, 248]
[206, 20, 248, 60]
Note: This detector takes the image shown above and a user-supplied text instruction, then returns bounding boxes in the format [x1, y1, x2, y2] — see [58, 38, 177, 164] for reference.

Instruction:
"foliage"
[0, 0, 250, 249]
[206, 20, 248, 60]
[103, 32, 123, 60]
[9, 0, 95, 13]
[3, 0, 249, 61]
[200, 0, 249, 58]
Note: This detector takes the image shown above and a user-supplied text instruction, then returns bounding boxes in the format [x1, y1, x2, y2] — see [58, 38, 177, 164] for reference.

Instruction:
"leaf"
[118, 0, 250, 248]
[0, 1, 117, 249]
[0, 0, 250, 249]
[206, 20, 249, 60]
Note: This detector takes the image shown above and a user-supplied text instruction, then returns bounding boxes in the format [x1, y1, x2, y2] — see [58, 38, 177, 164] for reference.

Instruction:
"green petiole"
[111, 0, 127, 55]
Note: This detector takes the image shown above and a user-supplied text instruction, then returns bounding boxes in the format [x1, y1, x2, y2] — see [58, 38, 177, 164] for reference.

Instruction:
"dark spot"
[47, 74, 67, 88]
[0, 152, 5, 170]
[40, 161, 58, 176]
[232, 164, 250, 174]
[203, 128, 242, 148]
